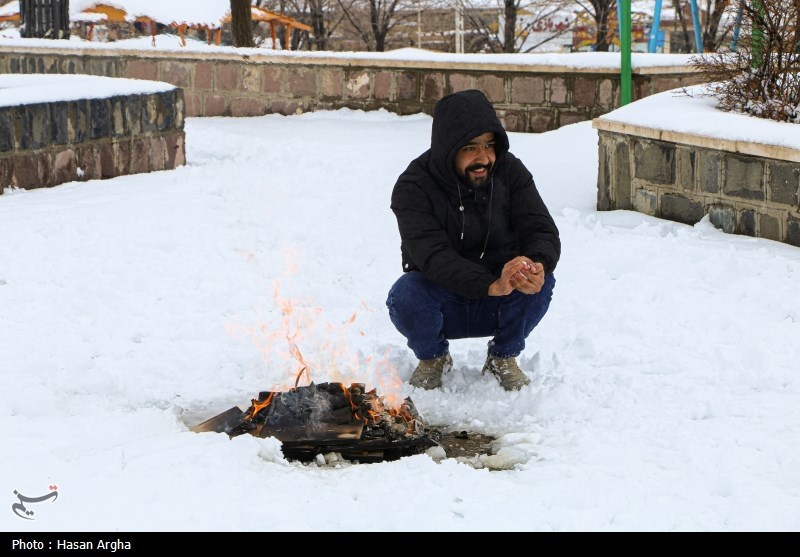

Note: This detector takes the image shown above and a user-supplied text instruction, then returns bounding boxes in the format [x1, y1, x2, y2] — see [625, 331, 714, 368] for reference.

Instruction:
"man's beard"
[459, 163, 492, 188]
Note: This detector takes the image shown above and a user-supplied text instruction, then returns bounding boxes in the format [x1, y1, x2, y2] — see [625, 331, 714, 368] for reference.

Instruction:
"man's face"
[454, 132, 496, 188]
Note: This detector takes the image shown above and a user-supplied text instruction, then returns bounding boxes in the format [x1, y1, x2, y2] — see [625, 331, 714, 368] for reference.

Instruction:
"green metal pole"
[620, 0, 632, 105]
[752, 0, 764, 67]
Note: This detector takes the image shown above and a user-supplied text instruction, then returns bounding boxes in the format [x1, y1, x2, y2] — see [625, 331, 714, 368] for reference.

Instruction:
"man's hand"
[488, 256, 545, 296]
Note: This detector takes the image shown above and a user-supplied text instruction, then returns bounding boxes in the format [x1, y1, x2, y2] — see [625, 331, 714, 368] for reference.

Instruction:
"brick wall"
[0, 87, 185, 191]
[595, 122, 800, 247]
[0, 45, 704, 133]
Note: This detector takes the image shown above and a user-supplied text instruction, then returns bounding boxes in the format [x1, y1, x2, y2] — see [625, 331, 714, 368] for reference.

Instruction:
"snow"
[597, 84, 800, 152]
[69, 0, 231, 28]
[3, 50, 800, 533]
[0, 29, 698, 67]
[0, 74, 175, 106]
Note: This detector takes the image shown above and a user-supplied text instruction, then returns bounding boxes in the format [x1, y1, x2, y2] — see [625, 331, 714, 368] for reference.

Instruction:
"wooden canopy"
[74, 3, 311, 49]
[0, 0, 19, 23]
[218, 6, 312, 49]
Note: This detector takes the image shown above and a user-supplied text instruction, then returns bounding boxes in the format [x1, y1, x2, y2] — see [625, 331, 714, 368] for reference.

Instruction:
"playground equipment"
[648, 0, 703, 53]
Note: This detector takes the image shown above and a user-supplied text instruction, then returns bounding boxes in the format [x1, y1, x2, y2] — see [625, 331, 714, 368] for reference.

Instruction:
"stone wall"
[0, 45, 705, 133]
[0, 87, 185, 191]
[595, 122, 800, 247]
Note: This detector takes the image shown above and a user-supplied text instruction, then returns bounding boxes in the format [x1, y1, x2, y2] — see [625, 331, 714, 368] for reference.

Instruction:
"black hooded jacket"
[390, 89, 561, 299]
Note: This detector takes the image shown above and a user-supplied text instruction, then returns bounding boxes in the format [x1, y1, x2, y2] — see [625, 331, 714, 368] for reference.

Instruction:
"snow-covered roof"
[0, 1, 18, 18]
[71, 0, 230, 27]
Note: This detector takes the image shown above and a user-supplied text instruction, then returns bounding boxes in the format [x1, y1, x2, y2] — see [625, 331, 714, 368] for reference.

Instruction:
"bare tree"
[257, 0, 354, 50]
[231, 0, 255, 47]
[691, 0, 800, 122]
[573, 0, 615, 51]
[669, 0, 736, 53]
[336, 0, 414, 51]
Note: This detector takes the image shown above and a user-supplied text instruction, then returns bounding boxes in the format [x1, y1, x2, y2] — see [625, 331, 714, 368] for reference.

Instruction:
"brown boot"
[482, 355, 530, 391]
[409, 353, 453, 390]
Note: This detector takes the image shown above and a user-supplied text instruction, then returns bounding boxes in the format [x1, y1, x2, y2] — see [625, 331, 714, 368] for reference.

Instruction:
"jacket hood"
[429, 89, 509, 185]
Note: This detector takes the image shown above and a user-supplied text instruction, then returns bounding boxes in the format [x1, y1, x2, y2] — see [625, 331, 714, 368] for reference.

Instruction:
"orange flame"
[246, 391, 275, 421]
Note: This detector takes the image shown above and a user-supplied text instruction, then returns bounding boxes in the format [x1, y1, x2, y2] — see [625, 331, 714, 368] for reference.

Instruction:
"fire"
[245, 391, 274, 422]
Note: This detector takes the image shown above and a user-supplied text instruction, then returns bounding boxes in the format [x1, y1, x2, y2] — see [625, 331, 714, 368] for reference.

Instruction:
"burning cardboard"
[191, 382, 439, 463]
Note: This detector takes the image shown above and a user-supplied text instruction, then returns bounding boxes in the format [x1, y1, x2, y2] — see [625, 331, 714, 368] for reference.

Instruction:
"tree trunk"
[231, 0, 255, 47]
[19, 0, 70, 39]
[503, 0, 517, 53]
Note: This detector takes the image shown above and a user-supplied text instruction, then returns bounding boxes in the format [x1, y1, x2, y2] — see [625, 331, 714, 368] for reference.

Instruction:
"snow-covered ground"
[3, 78, 800, 531]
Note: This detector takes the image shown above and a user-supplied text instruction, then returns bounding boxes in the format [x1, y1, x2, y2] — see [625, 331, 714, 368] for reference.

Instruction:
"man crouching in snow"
[386, 89, 560, 391]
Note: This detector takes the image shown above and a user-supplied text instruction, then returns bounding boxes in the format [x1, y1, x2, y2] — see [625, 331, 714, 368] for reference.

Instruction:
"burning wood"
[191, 382, 439, 463]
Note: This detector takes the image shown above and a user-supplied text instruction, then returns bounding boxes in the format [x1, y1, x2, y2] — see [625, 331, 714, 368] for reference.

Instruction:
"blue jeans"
[386, 271, 555, 360]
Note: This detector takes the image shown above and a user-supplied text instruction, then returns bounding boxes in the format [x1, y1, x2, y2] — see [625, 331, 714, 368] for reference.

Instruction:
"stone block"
[98, 143, 115, 179]
[707, 203, 736, 234]
[289, 68, 317, 98]
[263, 66, 285, 94]
[676, 148, 695, 192]
[110, 97, 127, 138]
[36, 151, 54, 188]
[125, 59, 158, 81]
[422, 73, 444, 102]
[759, 213, 780, 241]
[697, 150, 720, 193]
[78, 145, 101, 181]
[738, 209, 756, 236]
[115, 141, 131, 175]
[165, 133, 186, 168]
[614, 140, 631, 209]
[90, 99, 110, 139]
[49, 102, 69, 145]
[633, 188, 657, 215]
[476, 75, 505, 103]
[660, 193, 704, 225]
[0, 108, 13, 152]
[161, 62, 192, 88]
[511, 76, 545, 104]
[528, 109, 554, 133]
[448, 74, 472, 94]
[204, 95, 227, 117]
[767, 161, 799, 207]
[241, 65, 262, 93]
[724, 155, 764, 200]
[597, 139, 612, 211]
[549, 77, 568, 104]
[9, 154, 39, 189]
[230, 97, 267, 117]
[184, 92, 202, 117]
[149, 136, 167, 172]
[158, 92, 175, 130]
[125, 95, 143, 136]
[320, 68, 345, 97]
[194, 62, 213, 89]
[634, 139, 675, 185]
[787, 219, 800, 247]
[559, 111, 588, 126]
[27, 104, 50, 150]
[68, 100, 90, 144]
[54, 149, 78, 184]
[216, 64, 239, 91]
[598, 79, 615, 109]
[573, 77, 596, 108]
[347, 70, 371, 99]
[173, 91, 185, 129]
[374, 72, 392, 99]
[131, 138, 149, 174]
[500, 110, 526, 133]
[396, 73, 417, 101]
